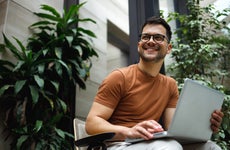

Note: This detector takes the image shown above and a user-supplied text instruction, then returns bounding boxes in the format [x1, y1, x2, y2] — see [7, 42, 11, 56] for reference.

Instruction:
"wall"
[75, 0, 129, 119]
[159, 0, 177, 72]
[0, 0, 63, 149]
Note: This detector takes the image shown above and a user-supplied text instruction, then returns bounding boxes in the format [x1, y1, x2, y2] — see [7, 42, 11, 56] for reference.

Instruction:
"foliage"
[28, 3, 98, 89]
[164, 0, 230, 149]
[0, 2, 97, 149]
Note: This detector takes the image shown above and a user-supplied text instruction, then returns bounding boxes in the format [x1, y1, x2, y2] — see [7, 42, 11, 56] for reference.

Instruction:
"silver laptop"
[125, 78, 225, 144]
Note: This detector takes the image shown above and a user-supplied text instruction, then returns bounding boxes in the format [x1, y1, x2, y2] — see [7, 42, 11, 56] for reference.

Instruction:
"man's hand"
[126, 120, 164, 140]
[210, 110, 224, 133]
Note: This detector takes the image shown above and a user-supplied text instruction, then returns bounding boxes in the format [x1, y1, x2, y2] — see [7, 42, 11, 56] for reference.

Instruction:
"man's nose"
[148, 36, 156, 43]
[147, 36, 157, 44]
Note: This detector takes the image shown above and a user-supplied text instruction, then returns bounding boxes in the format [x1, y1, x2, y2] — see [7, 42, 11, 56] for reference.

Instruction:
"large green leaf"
[49, 145, 56, 150]
[34, 12, 60, 22]
[65, 18, 78, 27]
[40, 91, 54, 110]
[15, 80, 26, 94]
[65, 36, 74, 47]
[64, 2, 86, 21]
[49, 113, 63, 125]
[40, 4, 61, 18]
[0, 60, 15, 76]
[73, 45, 82, 56]
[54, 62, 63, 77]
[29, 85, 39, 105]
[16, 135, 28, 150]
[0, 59, 15, 68]
[33, 120, 43, 133]
[72, 73, 86, 89]
[55, 59, 71, 76]
[58, 99, 67, 113]
[2, 34, 23, 60]
[30, 20, 55, 27]
[54, 127, 65, 138]
[34, 75, 44, 88]
[37, 26, 55, 32]
[13, 60, 24, 72]
[78, 27, 96, 38]
[24, 50, 33, 61]
[38, 64, 45, 74]
[45, 34, 65, 48]
[54, 47, 62, 59]
[79, 18, 96, 24]
[50, 81, 59, 92]
[13, 37, 27, 57]
[0, 85, 11, 96]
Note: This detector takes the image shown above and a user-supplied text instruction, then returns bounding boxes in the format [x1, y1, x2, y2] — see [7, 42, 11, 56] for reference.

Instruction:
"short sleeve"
[94, 70, 125, 109]
[167, 78, 179, 108]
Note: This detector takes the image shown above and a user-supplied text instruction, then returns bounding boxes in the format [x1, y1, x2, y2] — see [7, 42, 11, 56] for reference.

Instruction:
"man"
[85, 16, 224, 149]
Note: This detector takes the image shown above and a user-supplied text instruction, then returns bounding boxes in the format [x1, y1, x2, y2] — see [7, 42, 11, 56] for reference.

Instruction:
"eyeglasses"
[139, 33, 168, 43]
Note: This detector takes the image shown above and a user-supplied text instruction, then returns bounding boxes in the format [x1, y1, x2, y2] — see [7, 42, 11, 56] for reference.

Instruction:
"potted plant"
[164, 0, 230, 149]
[0, 2, 98, 149]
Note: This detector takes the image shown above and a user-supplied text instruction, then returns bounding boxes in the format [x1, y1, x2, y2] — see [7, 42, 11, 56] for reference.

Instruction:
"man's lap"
[183, 140, 221, 150]
[107, 139, 221, 150]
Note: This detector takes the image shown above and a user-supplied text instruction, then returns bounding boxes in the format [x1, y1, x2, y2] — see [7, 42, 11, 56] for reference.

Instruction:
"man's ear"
[166, 43, 172, 54]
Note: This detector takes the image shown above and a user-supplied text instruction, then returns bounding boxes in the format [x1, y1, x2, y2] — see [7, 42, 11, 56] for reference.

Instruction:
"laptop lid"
[168, 78, 225, 141]
[125, 78, 225, 144]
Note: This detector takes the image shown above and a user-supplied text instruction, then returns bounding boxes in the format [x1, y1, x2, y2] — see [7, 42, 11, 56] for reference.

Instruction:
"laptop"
[125, 78, 225, 144]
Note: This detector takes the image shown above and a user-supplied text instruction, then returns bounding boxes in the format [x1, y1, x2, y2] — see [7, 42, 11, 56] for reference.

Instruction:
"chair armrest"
[75, 132, 115, 150]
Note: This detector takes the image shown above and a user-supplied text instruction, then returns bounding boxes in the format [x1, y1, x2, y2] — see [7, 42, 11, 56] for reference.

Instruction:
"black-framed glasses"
[139, 33, 168, 43]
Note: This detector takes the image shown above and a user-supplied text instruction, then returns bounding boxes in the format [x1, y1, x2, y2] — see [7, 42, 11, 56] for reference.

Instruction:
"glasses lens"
[140, 34, 166, 43]
[154, 34, 164, 42]
[140, 34, 151, 42]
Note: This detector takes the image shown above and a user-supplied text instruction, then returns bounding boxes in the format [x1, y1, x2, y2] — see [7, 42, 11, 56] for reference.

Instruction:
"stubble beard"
[138, 47, 166, 63]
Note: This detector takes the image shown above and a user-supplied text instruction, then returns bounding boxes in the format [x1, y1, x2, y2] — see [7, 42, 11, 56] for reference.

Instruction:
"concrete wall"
[159, 0, 177, 72]
[75, 0, 129, 119]
[0, 0, 63, 41]
[0, 0, 63, 149]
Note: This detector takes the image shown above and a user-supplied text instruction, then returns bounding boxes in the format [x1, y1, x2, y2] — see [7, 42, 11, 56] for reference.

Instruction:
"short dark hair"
[141, 16, 172, 42]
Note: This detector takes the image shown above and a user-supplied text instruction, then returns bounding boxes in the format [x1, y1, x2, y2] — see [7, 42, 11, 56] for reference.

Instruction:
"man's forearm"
[85, 116, 129, 140]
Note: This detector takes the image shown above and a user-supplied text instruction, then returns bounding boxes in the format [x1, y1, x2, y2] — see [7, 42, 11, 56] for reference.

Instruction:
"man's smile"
[142, 44, 160, 52]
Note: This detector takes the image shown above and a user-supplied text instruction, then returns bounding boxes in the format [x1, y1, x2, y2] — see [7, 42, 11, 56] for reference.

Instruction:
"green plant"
[0, 2, 97, 149]
[28, 3, 98, 89]
[164, 0, 230, 149]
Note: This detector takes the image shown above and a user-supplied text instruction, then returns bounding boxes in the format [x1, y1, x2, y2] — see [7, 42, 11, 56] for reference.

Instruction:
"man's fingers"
[134, 125, 153, 139]
[210, 110, 224, 133]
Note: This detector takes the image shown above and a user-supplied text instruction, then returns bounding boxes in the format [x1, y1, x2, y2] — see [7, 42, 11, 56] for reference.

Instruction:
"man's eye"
[142, 35, 150, 40]
[154, 35, 164, 41]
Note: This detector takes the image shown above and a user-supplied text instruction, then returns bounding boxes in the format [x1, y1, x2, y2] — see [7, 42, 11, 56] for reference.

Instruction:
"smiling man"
[85, 16, 223, 150]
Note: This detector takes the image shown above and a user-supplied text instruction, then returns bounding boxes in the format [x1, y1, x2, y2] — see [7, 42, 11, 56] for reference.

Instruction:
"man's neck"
[137, 59, 163, 77]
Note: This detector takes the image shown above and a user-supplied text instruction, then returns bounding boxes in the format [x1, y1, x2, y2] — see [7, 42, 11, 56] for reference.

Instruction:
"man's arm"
[85, 102, 128, 140]
[162, 108, 176, 130]
[86, 102, 164, 140]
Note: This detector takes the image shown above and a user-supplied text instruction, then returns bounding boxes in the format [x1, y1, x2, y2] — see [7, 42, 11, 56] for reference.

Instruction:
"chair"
[73, 118, 115, 150]
[73, 118, 89, 150]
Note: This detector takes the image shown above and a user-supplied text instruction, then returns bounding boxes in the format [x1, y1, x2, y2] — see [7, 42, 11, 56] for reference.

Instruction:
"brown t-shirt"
[94, 64, 179, 127]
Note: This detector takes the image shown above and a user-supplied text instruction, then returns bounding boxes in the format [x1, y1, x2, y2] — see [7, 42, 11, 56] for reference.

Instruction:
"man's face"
[138, 24, 172, 63]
